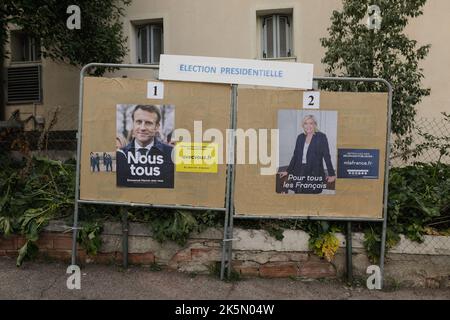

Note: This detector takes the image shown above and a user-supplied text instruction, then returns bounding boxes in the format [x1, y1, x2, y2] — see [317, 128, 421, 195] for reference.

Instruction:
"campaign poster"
[276, 110, 338, 195]
[175, 142, 219, 173]
[337, 149, 380, 179]
[116, 104, 175, 188]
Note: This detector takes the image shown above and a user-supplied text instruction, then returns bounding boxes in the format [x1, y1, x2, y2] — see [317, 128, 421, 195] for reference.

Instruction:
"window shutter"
[137, 29, 141, 63]
[7, 65, 42, 104]
[263, 16, 274, 58]
[279, 16, 287, 57]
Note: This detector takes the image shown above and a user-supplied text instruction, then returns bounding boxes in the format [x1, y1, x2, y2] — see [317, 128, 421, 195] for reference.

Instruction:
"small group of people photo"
[89, 152, 116, 172]
[277, 110, 338, 195]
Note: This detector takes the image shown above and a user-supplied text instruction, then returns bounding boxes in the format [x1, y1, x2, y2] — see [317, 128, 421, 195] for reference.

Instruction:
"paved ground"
[0, 257, 449, 300]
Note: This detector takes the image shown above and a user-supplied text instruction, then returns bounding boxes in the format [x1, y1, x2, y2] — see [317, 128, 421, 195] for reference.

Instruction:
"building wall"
[3, 1, 449, 130]
[122, 0, 449, 119]
[121, 0, 341, 77]
[3, 38, 80, 131]
[404, 0, 450, 119]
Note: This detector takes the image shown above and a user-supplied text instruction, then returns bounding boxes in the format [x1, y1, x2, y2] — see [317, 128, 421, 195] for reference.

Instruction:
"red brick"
[0, 238, 16, 250]
[259, 262, 298, 278]
[298, 261, 336, 278]
[5, 250, 18, 257]
[53, 237, 73, 250]
[90, 252, 119, 264]
[170, 249, 192, 263]
[76, 250, 87, 262]
[128, 252, 155, 265]
[191, 248, 221, 261]
[0, 250, 7, 256]
[236, 266, 260, 277]
[16, 237, 27, 249]
[191, 247, 211, 255]
[36, 236, 54, 250]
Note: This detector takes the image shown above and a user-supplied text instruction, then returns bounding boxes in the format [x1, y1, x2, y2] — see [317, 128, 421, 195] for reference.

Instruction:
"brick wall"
[0, 232, 157, 265]
[1, 221, 449, 287]
[0, 227, 336, 279]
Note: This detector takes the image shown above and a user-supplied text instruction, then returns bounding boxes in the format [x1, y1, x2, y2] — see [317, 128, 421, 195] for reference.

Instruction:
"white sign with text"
[147, 81, 164, 99]
[159, 54, 314, 89]
[303, 91, 321, 109]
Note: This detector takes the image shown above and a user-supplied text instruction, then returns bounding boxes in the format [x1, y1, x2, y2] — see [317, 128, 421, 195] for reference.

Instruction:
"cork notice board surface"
[80, 77, 230, 208]
[234, 89, 388, 219]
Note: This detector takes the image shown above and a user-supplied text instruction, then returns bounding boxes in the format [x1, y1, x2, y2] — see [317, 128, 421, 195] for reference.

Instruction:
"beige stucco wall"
[122, 0, 341, 76]
[3, 0, 449, 129]
[405, 0, 450, 119]
[121, 0, 449, 120]
[4, 52, 80, 131]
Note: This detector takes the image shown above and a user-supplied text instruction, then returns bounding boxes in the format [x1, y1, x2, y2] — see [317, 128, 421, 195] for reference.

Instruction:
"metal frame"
[71, 63, 232, 267]
[72, 65, 392, 288]
[220, 77, 393, 288]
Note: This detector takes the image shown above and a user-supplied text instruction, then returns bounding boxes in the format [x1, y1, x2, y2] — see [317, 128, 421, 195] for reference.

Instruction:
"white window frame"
[10, 31, 41, 63]
[137, 23, 163, 64]
[262, 14, 292, 59]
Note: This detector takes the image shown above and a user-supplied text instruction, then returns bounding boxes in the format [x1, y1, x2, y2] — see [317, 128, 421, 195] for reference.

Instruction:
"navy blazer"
[286, 131, 335, 178]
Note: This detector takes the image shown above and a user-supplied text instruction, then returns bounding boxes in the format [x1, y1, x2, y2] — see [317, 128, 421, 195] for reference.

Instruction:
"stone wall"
[1, 220, 449, 288]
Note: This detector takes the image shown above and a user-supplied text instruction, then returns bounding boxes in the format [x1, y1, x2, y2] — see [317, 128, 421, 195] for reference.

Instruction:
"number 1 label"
[303, 91, 320, 109]
[147, 81, 164, 99]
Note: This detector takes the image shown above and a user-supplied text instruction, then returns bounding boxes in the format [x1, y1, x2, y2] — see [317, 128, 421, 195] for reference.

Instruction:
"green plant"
[77, 221, 103, 256]
[149, 262, 162, 272]
[261, 221, 285, 241]
[0, 152, 75, 266]
[142, 209, 221, 246]
[312, 232, 340, 262]
[388, 163, 450, 240]
[16, 240, 38, 266]
[320, 0, 431, 154]
[1, 1, 131, 73]
[363, 226, 401, 263]
[306, 221, 341, 262]
[412, 113, 450, 162]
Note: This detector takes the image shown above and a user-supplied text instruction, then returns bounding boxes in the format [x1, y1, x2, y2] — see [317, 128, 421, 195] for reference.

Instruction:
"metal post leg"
[121, 207, 128, 269]
[346, 222, 353, 284]
[71, 201, 79, 265]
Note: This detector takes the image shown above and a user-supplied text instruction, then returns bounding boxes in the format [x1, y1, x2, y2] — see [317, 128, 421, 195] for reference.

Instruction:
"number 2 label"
[147, 81, 164, 99]
[303, 91, 320, 109]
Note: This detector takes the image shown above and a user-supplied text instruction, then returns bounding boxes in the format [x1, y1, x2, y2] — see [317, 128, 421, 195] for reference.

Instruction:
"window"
[262, 14, 292, 59]
[137, 23, 163, 64]
[10, 31, 41, 62]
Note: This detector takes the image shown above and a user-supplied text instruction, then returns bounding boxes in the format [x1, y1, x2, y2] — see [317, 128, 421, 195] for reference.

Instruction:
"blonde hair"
[302, 115, 319, 134]
[116, 135, 128, 150]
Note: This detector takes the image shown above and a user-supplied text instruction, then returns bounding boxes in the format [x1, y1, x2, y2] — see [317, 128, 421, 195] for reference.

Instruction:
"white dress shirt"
[302, 142, 310, 164]
[134, 139, 154, 156]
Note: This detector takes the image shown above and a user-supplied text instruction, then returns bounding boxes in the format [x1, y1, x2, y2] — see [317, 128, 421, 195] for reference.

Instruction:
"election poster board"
[80, 77, 230, 208]
[234, 89, 388, 219]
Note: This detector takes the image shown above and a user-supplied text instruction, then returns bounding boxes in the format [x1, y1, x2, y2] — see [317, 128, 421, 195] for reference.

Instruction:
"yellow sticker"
[175, 142, 218, 173]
